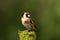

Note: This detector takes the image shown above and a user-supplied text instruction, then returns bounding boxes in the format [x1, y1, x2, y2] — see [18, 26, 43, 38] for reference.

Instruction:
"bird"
[21, 11, 37, 31]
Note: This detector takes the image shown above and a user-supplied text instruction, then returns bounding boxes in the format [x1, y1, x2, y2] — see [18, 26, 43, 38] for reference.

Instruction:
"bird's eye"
[26, 14, 29, 17]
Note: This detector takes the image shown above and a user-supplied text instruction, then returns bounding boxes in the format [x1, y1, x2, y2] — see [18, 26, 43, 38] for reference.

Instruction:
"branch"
[18, 30, 36, 40]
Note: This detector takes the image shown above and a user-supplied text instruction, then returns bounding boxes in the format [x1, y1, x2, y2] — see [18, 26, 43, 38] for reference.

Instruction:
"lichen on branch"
[18, 30, 36, 40]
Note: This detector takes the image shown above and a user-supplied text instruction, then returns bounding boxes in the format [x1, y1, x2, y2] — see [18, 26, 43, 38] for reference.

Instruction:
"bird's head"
[23, 12, 30, 18]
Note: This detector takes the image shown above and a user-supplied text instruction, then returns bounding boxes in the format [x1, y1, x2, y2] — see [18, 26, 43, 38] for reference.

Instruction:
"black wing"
[30, 20, 37, 32]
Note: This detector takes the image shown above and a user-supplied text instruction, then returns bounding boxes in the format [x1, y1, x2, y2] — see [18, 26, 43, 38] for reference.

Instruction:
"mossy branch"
[18, 30, 36, 40]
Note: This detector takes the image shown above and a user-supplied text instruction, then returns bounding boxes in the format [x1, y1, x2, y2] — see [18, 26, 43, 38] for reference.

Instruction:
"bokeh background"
[0, 0, 60, 40]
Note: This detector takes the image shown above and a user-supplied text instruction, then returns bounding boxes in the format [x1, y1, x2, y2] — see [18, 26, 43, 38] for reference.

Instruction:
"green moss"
[18, 30, 36, 40]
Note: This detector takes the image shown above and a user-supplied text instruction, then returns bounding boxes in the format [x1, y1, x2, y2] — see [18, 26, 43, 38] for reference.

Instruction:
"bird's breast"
[21, 18, 31, 29]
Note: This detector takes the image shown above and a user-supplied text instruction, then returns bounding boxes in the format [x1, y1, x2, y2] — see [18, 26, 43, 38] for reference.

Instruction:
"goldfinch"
[21, 12, 37, 31]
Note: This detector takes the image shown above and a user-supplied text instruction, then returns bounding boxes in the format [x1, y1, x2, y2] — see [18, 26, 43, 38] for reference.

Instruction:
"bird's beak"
[28, 15, 30, 17]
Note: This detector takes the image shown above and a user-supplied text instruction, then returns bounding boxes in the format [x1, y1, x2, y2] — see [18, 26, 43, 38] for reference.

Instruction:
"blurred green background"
[0, 0, 60, 40]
